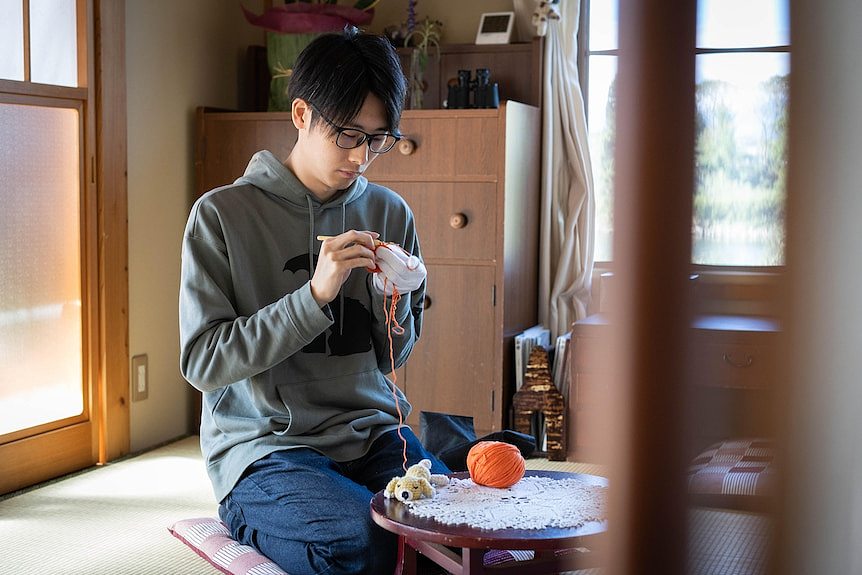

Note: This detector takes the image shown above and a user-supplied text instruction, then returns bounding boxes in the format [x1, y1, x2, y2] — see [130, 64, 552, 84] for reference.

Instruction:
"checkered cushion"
[483, 546, 592, 566]
[168, 518, 289, 575]
[688, 438, 775, 510]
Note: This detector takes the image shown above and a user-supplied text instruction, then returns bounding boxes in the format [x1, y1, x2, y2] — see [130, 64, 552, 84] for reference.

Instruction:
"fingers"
[315, 231, 426, 298]
[319, 230, 379, 252]
[311, 230, 381, 305]
[322, 242, 376, 270]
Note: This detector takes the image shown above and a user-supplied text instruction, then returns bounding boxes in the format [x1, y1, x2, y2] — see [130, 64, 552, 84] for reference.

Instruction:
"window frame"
[0, 0, 129, 494]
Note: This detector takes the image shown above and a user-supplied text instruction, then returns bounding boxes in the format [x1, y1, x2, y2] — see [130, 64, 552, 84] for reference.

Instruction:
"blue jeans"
[219, 428, 449, 575]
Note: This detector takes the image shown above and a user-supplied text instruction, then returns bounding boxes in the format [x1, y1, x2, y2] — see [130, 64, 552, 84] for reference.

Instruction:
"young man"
[179, 29, 448, 575]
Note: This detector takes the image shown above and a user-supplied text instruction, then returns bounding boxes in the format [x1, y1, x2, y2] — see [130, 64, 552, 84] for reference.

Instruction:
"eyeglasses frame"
[310, 105, 402, 154]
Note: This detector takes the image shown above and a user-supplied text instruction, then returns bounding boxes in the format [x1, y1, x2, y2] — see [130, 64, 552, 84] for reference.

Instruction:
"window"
[0, 0, 108, 495]
[583, 0, 790, 266]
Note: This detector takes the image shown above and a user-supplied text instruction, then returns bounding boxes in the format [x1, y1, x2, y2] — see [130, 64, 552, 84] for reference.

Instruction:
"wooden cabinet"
[195, 101, 541, 437]
[567, 314, 780, 462]
[395, 41, 543, 110]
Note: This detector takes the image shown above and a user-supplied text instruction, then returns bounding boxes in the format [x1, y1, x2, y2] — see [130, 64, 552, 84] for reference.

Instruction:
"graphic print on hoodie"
[283, 252, 373, 356]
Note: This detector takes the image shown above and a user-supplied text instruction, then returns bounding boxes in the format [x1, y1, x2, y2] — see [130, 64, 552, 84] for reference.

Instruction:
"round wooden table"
[370, 470, 607, 575]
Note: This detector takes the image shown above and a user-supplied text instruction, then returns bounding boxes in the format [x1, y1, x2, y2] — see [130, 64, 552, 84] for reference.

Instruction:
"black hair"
[288, 27, 407, 133]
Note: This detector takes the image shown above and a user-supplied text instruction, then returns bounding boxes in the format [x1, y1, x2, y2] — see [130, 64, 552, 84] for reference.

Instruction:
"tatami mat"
[0, 436, 769, 575]
[0, 435, 220, 575]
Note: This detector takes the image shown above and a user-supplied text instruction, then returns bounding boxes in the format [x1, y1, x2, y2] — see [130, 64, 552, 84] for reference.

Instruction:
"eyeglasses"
[311, 106, 401, 154]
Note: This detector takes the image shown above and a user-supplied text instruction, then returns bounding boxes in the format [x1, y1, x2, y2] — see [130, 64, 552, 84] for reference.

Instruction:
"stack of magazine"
[514, 326, 573, 451]
[514, 325, 572, 398]
[551, 331, 572, 404]
[514, 325, 550, 392]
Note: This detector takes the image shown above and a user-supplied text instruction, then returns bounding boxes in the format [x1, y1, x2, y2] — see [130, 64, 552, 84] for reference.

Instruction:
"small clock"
[475, 11, 515, 45]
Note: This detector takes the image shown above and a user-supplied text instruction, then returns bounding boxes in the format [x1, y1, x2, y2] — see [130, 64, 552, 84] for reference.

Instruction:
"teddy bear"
[384, 459, 449, 503]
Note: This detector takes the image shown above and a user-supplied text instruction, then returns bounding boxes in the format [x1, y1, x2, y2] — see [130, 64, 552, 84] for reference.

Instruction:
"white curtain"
[536, 0, 595, 340]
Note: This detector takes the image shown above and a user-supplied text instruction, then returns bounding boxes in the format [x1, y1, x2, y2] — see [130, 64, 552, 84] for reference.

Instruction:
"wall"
[125, 0, 264, 452]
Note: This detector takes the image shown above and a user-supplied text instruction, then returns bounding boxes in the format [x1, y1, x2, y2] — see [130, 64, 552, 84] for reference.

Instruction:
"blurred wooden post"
[778, 1, 862, 574]
[600, 1, 697, 574]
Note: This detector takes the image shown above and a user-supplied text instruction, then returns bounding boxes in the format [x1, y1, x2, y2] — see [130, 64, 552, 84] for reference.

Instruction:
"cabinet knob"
[422, 295, 432, 310]
[398, 139, 416, 156]
[449, 213, 469, 229]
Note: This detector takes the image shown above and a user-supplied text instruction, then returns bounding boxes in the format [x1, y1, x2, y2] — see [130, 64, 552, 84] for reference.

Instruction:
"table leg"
[396, 536, 418, 575]
[462, 547, 485, 574]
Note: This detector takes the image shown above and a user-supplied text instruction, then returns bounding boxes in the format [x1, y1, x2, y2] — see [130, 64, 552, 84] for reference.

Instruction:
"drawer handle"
[423, 295, 432, 310]
[398, 139, 416, 156]
[723, 353, 754, 368]
[449, 213, 469, 229]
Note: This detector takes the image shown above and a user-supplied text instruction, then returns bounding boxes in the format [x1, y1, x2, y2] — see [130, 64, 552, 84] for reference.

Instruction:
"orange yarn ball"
[466, 441, 526, 488]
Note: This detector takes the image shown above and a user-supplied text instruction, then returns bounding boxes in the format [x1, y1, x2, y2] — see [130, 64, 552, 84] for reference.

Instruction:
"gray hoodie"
[179, 150, 424, 502]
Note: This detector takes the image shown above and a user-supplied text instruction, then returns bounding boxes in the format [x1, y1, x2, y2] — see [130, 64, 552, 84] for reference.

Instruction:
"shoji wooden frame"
[0, 0, 128, 494]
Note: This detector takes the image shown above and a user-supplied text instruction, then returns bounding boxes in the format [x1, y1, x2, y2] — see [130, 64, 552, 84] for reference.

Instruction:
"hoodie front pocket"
[274, 371, 404, 436]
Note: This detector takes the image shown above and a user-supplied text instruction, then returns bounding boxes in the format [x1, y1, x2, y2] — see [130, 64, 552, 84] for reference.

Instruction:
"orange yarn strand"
[383, 277, 409, 473]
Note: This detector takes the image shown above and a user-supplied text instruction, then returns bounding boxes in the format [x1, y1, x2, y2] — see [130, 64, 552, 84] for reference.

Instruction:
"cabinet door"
[403, 264, 497, 435]
[387, 181, 497, 262]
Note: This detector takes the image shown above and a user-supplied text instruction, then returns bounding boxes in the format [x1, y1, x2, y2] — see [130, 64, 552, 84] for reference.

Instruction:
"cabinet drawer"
[689, 339, 776, 389]
[367, 115, 499, 180]
[392, 182, 496, 261]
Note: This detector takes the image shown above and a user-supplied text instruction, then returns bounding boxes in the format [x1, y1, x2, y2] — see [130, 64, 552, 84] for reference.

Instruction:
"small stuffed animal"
[384, 459, 449, 503]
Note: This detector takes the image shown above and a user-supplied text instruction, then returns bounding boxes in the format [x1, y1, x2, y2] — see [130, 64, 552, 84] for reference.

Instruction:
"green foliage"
[758, 75, 789, 189]
[404, 18, 442, 109]
[692, 74, 789, 264]
[695, 80, 738, 181]
[598, 77, 616, 231]
[593, 71, 789, 265]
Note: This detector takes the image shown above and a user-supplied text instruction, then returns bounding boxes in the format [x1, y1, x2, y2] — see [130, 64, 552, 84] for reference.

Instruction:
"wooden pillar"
[778, 1, 862, 573]
[601, 1, 697, 574]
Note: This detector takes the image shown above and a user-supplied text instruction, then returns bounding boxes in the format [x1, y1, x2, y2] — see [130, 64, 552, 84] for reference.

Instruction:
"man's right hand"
[311, 230, 379, 306]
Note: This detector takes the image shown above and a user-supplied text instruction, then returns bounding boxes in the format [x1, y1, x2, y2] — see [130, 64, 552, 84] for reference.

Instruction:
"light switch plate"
[131, 354, 148, 401]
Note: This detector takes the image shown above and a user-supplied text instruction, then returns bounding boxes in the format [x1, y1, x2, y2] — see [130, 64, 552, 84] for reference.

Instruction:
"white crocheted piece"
[404, 476, 606, 531]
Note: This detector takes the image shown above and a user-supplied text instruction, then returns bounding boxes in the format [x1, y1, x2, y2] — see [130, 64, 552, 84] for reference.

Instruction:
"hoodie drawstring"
[306, 195, 315, 295]
[309, 196, 348, 336]
[339, 203, 346, 335]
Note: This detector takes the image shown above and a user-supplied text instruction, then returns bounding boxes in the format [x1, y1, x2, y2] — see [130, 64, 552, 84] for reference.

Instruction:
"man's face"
[292, 94, 390, 202]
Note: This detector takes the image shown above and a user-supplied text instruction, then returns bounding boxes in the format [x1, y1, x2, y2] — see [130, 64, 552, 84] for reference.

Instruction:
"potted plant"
[403, 16, 442, 109]
[242, 1, 381, 111]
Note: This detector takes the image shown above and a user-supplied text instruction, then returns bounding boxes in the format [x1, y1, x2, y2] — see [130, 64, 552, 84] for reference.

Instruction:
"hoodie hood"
[235, 150, 368, 210]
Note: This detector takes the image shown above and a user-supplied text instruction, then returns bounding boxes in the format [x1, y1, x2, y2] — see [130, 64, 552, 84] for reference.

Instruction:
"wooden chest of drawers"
[567, 314, 779, 462]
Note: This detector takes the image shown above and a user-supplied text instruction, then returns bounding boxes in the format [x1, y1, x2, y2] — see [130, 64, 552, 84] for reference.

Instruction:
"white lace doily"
[403, 476, 607, 531]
